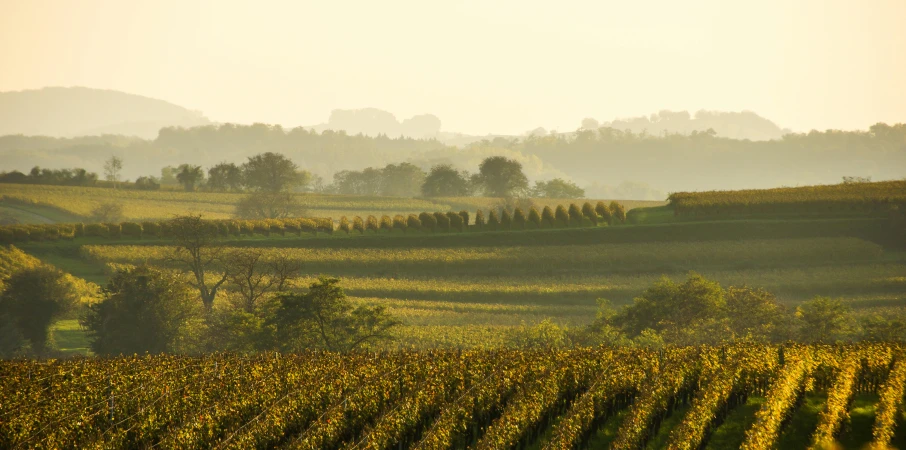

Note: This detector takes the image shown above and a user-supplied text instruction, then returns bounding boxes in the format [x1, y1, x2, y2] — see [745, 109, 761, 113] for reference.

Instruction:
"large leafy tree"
[477, 156, 529, 197]
[242, 152, 302, 192]
[82, 266, 200, 355]
[421, 164, 471, 197]
[176, 164, 204, 191]
[533, 178, 585, 198]
[234, 191, 306, 219]
[380, 162, 426, 197]
[207, 162, 243, 191]
[0, 266, 81, 356]
[268, 277, 399, 352]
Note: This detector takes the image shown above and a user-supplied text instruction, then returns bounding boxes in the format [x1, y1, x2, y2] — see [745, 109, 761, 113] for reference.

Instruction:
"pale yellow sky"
[1, 0, 904, 135]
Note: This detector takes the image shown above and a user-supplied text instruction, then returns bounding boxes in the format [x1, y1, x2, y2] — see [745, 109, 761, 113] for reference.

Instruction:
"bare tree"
[167, 214, 229, 312]
[227, 249, 301, 313]
[104, 156, 123, 189]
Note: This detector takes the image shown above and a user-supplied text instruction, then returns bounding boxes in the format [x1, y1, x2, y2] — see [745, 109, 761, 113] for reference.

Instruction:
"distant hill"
[590, 110, 789, 141]
[0, 87, 211, 138]
[309, 108, 443, 139]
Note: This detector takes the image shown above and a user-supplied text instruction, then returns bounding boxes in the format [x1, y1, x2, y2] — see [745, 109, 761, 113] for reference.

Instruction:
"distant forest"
[1, 122, 904, 199]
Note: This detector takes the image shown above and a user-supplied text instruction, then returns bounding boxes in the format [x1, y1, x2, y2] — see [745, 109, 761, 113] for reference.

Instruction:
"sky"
[1, 0, 904, 136]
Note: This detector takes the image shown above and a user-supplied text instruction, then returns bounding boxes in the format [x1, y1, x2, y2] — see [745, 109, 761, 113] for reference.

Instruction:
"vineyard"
[0, 183, 661, 223]
[2, 344, 905, 449]
[668, 180, 906, 217]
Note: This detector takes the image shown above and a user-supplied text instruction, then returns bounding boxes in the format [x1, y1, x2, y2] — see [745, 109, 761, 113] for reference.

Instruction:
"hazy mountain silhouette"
[579, 110, 789, 141]
[310, 108, 442, 139]
[0, 87, 210, 138]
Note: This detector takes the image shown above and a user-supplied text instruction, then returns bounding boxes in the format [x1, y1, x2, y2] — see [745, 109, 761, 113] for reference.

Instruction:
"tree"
[242, 152, 302, 192]
[134, 176, 160, 190]
[541, 206, 555, 227]
[609, 201, 626, 223]
[234, 191, 306, 219]
[528, 207, 542, 228]
[474, 209, 485, 229]
[268, 277, 399, 352]
[207, 162, 243, 191]
[168, 215, 230, 312]
[0, 266, 80, 356]
[596, 201, 613, 224]
[796, 296, 854, 343]
[90, 202, 124, 223]
[176, 164, 204, 191]
[434, 212, 450, 231]
[447, 212, 464, 232]
[421, 164, 471, 197]
[459, 210, 470, 229]
[419, 212, 436, 232]
[513, 208, 526, 229]
[104, 155, 123, 188]
[581, 202, 598, 225]
[82, 266, 200, 355]
[500, 209, 512, 230]
[555, 205, 569, 226]
[533, 178, 586, 198]
[568, 203, 584, 226]
[226, 250, 300, 313]
[477, 156, 529, 197]
[381, 162, 426, 197]
[487, 209, 500, 230]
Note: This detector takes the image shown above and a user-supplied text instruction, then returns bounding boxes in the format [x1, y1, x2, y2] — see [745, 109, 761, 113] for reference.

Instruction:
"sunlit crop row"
[4, 344, 904, 449]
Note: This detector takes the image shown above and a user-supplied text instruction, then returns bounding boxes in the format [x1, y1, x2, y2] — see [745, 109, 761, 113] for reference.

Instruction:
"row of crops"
[0, 201, 626, 244]
[668, 180, 906, 217]
[2, 344, 904, 449]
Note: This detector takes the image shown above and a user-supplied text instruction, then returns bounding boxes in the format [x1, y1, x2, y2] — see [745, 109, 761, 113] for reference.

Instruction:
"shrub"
[10, 227, 30, 242]
[299, 218, 317, 234]
[352, 216, 365, 234]
[542, 206, 556, 227]
[120, 222, 143, 238]
[392, 215, 407, 233]
[474, 209, 485, 229]
[366, 215, 379, 233]
[448, 212, 464, 232]
[227, 220, 243, 237]
[568, 203, 583, 226]
[500, 209, 512, 230]
[459, 210, 470, 229]
[487, 210, 500, 230]
[74, 223, 85, 237]
[267, 219, 285, 236]
[582, 202, 598, 225]
[105, 223, 122, 238]
[27, 226, 46, 241]
[555, 205, 569, 227]
[610, 201, 626, 223]
[283, 219, 301, 236]
[528, 207, 542, 228]
[513, 208, 526, 229]
[434, 212, 450, 231]
[596, 201, 613, 224]
[339, 216, 351, 235]
[252, 220, 270, 236]
[379, 215, 393, 232]
[84, 223, 105, 238]
[419, 212, 437, 232]
[142, 221, 161, 238]
[316, 218, 334, 234]
[407, 214, 421, 231]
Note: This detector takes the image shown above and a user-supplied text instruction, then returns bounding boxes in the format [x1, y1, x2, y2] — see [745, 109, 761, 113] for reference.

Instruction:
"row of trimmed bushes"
[336, 201, 627, 234]
[0, 201, 626, 243]
[0, 217, 336, 244]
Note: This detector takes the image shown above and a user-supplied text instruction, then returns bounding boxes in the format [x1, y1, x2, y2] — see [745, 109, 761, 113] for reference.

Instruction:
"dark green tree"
[533, 178, 585, 198]
[474, 209, 485, 229]
[541, 206, 555, 227]
[555, 205, 570, 227]
[82, 266, 200, 355]
[528, 207, 542, 228]
[596, 201, 613, 224]
[207, 162, 243, 191]
[268, 277, 399, 352]
[176, 164, 204, 191]
[581, 202, 598, 225]
[0, 266, 80, 356]
[477, 156, 529, 197]
[421, 164, 471, 197]
[242, 152, 302, 192]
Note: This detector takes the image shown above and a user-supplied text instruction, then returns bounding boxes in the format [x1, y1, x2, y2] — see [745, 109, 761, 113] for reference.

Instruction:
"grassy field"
[0, 182, 664, 223]
[13, 213, 905, 350]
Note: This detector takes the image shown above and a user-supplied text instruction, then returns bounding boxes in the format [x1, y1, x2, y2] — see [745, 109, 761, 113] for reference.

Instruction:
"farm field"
[4, 344, 906, 449]
[13, 213, 906, 349]
[0, 183, 664, 222]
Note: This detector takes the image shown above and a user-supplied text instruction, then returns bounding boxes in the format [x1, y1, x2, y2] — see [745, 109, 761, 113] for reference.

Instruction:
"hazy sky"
[1, 0, 904, 135]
